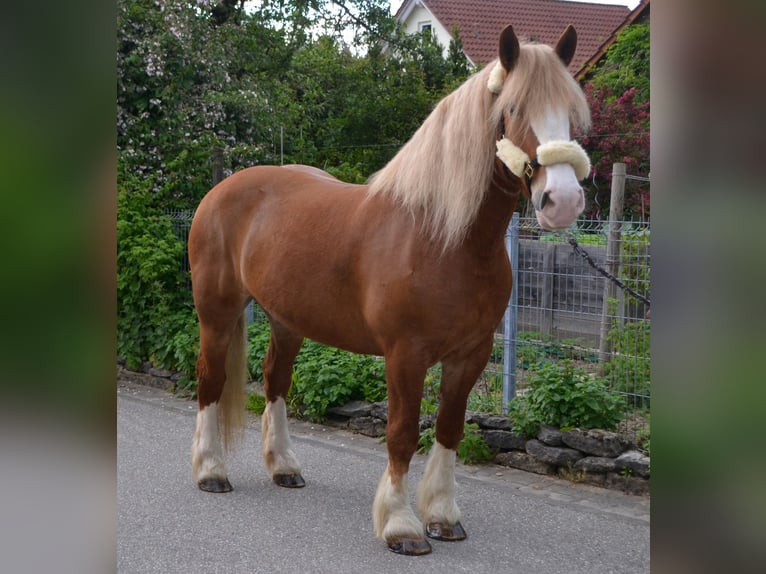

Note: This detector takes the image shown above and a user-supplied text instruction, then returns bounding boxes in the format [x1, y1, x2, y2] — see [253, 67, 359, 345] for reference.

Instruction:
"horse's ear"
[554, 25, 577, 67]
[498, 25, 520, 72]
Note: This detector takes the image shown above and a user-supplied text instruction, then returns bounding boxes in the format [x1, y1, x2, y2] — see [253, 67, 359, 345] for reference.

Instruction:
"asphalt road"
[118, 379, 649, 573]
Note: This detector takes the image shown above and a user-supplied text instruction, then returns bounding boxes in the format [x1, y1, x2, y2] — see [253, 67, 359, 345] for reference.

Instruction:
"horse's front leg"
[416, 340, 493, 541]
[373, 350, 432, 555]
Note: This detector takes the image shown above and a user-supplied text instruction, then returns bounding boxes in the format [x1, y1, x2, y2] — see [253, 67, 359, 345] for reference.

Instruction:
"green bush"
[246, 392, 266, 415]
[508, 361, 623, 437]
[420, 364, 442, 415]
[418, 423, 494, 465]
[515, 332, 599, 370]
[290, 341, 387, 421]
[246, 320, 273, 382]
[325, 162, 368, 184]
[418, 426, 436, 453]
[457, 423, 494, 464]
[605, 318, 650, 406]
[619, 230, 650, 303]
[117, 176, 198, 385]
[246, 321, 387, 422]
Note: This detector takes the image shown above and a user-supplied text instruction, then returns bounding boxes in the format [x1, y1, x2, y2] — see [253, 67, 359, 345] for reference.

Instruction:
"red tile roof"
[397, 0, 631, 72]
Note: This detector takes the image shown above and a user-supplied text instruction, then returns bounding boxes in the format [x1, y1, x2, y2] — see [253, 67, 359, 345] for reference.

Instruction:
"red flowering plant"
[578, 84, 650, 220]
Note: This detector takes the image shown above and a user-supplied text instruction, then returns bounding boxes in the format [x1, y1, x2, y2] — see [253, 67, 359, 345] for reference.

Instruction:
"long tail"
[219, 312, 248, 451]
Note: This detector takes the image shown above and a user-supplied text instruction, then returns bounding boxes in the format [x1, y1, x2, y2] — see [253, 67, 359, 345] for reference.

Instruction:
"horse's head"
[489, 25, 591, 230]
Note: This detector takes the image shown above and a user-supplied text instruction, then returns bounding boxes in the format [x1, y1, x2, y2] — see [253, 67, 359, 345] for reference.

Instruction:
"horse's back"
[190, 164, 362, 246]
[188, 164, 379, 344]
[281, 163, 343, 182]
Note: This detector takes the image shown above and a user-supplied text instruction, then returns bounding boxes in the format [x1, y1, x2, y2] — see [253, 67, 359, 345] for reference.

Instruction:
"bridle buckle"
[523, 161, 535, 181]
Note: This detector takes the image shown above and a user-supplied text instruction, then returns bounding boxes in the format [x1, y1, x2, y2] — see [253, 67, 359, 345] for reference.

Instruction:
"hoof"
[426, 521, 467, 541]
[387, 536, 433, 556]
[198, 478, 233, 493]
[273, 473, 306, 488]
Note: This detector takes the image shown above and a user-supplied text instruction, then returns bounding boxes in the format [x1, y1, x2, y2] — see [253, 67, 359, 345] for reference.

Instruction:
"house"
[395, 0, 632, 74]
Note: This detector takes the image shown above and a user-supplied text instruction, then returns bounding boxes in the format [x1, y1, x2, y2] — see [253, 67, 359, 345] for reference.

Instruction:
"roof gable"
[396, 0, 631, 72]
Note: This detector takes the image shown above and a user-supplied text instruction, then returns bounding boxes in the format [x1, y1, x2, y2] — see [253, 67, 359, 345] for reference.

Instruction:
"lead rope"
[567, 235, 651, 308]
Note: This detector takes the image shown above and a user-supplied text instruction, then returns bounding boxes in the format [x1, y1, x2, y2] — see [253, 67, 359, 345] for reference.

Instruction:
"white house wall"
[399, 2, 458, 61]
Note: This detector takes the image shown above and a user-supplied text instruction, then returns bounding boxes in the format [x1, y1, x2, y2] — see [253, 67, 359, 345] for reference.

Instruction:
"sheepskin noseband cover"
[495, 138, 591, 181]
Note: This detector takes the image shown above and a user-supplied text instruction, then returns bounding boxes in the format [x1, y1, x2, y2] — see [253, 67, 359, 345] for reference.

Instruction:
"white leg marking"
[372, 465, 423, 541]
[416, 442, 461, 526]
[261, 398, 302, 477]
[192, 403, 227, 483]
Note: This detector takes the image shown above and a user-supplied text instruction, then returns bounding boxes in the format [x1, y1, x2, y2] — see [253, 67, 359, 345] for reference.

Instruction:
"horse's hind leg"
[373, 348, 432, 555]
[261, 320, 305, 488]
[192, 307, 248, 493]
[416, 339, 494, 541]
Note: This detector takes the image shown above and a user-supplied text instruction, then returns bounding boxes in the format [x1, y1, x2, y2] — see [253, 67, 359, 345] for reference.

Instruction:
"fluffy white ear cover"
[536, 140, 591, 180]
[487, 62, 506, 94]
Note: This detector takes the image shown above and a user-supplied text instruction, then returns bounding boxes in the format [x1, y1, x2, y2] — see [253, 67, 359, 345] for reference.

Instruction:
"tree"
[580, 22, 650, 220]
[580, 84, 650, 220]
[117, 0, 474, 204]
[117, 0, 292, 206]
[211, 0, 246, 25]
[589, 22, 649, 104]
[447, 25, 470, 80]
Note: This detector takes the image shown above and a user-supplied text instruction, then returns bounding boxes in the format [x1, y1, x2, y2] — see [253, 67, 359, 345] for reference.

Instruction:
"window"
[418, 21, 432, 35]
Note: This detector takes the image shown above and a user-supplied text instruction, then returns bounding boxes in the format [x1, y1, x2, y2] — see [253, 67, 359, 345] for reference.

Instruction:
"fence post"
[541, 243, 556, 337]
[502, 212, 519, 414]
[598, 162, 626, 372]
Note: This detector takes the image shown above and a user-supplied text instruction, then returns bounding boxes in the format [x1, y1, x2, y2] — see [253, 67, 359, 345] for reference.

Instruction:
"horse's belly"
[241, 241, 383, 355]
[256, 292, 383, 356]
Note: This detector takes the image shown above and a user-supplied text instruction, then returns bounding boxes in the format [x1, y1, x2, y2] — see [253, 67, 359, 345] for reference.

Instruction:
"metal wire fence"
[473, 215, 650, 444]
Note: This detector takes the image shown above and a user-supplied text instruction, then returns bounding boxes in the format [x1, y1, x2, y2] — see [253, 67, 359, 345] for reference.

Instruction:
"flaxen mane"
[367, 43, 591, 250]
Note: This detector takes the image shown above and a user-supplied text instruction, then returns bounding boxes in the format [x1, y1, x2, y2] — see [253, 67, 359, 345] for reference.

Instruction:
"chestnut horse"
[188, 25, 591, 555]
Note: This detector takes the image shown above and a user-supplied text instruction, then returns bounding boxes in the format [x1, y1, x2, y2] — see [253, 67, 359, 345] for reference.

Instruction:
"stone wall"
[325, 400, 650, 496]
[471, 413, 649, 495]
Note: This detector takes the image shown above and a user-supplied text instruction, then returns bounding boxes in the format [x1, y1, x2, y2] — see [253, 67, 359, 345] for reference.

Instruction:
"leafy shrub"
[246, 321, 387, 422]
[605, 318, 650, 407]
[155, 308, 199, 395]
[420, 364, 442, 415]
[117, 177, 198, 384]
[246, 392, 266, 415]
[619, 229, 650, 303]
[418, 423, 494, 465]
[290, 341, 387, 421]
[418, 426, 436, 453]
[246, 320, 273, 383]
[457, 423, 494, 464]
[508, 361, 623, 437]
[515, 332, 599, 370]
[325, 162, 368, 184]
